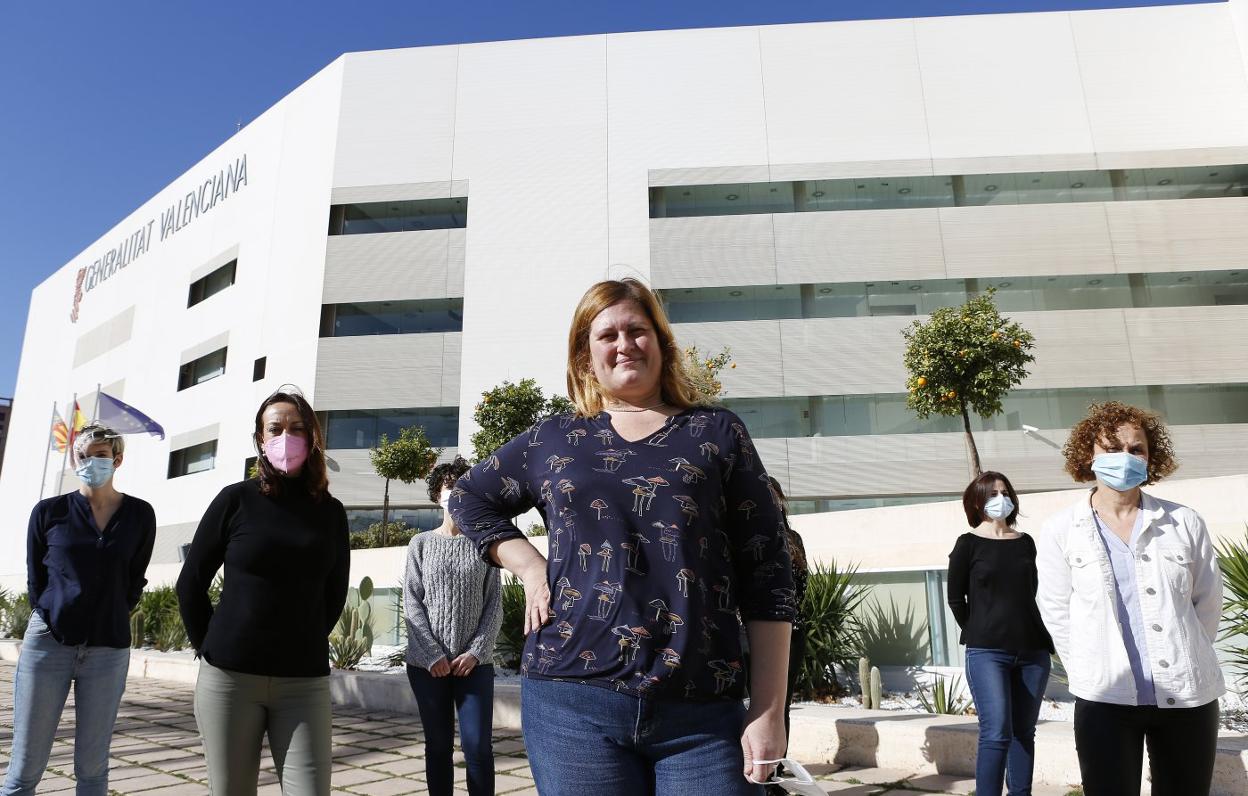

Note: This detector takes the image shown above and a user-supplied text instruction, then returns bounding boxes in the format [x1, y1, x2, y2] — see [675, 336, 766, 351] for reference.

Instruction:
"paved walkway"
[0, 662, 1079, 795]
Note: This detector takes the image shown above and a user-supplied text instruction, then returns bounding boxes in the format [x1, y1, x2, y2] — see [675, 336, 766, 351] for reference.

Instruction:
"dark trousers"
[964, 648, 1051, 796]
[406, 663, 495, 796]
[1073, 697, 1219, 796]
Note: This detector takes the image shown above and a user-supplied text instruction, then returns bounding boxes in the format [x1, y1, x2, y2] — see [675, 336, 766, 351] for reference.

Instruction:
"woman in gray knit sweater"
[404, 456, 503, 796]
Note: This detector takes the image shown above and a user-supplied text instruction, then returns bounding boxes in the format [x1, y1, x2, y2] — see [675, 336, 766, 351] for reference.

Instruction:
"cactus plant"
[858, 656, 871, 705]
[869, 665, 882, 710]
[130, 610, 145, 648]
[329, 577, 375, 669]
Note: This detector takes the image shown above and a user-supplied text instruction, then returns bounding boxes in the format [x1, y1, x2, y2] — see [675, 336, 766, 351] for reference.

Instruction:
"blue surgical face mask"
[1091, 451, 1148, 491]
[75, 456, 115, 488]
[984, 494, 1014, 520]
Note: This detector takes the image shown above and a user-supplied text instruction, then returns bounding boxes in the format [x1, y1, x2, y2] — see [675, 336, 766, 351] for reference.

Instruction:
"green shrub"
[3, 592, 32, 639]
[796, 561, 872, 701]
[525, 523, 548, 538]
[350, 521, 417, 550]
[494, 577, 527, 669]
[1217, 527, 1248, 689]
[133, 585, 188, 650]
[915, 673, 972, 715]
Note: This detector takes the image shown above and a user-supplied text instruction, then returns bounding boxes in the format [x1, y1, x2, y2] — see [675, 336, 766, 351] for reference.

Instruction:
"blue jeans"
[963, 648, 1051, 796]
[521, 677, 762, 796]
[1, 612, 131, 796]
[406, 663, 495, 796]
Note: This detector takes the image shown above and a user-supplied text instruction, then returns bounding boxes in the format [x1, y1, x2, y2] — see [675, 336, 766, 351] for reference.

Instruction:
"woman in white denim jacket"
[1036, 402, 1223, 796]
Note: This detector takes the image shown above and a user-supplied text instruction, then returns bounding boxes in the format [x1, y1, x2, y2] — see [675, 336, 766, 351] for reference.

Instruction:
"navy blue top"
[453, 407, 795, 701]
[27, 491, 157, 648]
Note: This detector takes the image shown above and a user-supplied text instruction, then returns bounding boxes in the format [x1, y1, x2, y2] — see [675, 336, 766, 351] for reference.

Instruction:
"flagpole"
[38, 401, 58, 501]
[93, 383, 101, 422]
[56, 392, 77, 495]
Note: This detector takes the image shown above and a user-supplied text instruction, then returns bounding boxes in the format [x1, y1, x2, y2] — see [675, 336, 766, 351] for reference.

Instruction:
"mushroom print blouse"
[452, 407, 795, 702]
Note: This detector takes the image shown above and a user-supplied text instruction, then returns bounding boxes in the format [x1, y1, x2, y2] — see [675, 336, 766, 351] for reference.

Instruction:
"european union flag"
[97, 392, 166, 440]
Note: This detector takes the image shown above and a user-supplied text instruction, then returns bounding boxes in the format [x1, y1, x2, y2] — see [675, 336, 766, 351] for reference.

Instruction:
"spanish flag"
[51, 403, 87, 452]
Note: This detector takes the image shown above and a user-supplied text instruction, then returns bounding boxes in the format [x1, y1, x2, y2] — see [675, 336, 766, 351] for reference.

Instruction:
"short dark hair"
[962, 471, 1020, 527]
[426, 456, 471, 502]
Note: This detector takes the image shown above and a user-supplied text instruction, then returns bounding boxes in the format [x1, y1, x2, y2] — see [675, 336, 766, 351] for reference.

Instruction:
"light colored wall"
[6, 2, 1248, 580]
[794, 473, 1248, 572]
[0, 59, 347, 576]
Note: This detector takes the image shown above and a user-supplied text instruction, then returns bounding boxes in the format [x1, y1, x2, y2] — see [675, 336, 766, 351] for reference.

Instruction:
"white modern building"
[3, 2, 1248, 661]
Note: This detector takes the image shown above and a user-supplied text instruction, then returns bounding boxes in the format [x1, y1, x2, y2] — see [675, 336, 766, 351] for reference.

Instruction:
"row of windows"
[650, 163, 1248, 218]
[167, 407, 460, 479]
[787, 494, 960, 515]
[328, 197, 468, 235]
[659, 269, 1248, 323]
[325, 407, 460, 449]
[723, 383, 1248, 440]
[319, 299, 464, 337]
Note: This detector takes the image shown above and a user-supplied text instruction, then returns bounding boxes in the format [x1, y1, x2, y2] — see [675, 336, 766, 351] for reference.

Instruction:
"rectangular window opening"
[178, 347, 228, 391]
[188, 260, 237, 307]
[169, 440, 218, 478]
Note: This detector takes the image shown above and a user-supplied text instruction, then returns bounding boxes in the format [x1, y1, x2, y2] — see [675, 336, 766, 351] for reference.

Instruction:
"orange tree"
[901, 288, 1035, 477]
[470, 379, 574, 463]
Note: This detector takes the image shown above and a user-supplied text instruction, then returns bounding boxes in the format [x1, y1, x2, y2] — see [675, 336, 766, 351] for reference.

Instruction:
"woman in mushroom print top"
[452, 278, 795, 796]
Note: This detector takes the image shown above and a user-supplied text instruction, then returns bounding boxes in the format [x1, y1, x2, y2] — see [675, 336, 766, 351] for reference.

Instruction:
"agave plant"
[915, 673, 972, 715]
[795, 561, 873, 700]
[494, 577, 528, 669]
[1216, 527, 1248, 689]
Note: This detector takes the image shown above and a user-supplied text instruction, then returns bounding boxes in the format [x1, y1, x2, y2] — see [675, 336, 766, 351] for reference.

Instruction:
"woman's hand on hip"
[740, 706, 786, 785]
[518, 558, 552, 635]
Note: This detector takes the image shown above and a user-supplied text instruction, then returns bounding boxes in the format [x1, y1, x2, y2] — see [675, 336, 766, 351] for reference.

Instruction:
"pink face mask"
[263, 432, 309, 474]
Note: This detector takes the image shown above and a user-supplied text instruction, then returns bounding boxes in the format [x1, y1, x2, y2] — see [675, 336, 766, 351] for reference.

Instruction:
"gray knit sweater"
[403, 531, 502, 669]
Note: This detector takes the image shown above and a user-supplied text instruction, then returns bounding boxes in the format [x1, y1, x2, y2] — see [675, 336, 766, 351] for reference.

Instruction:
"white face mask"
[985, 494, 1014, 520]
[437, 489, 452, 511]
[747, 759, 826, 795]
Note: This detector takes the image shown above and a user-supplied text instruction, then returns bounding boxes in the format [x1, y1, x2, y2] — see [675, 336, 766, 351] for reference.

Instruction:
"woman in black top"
[177, 388, 350, 796]
[4, 424, 155, 796]
[947, 471, 1054, 796]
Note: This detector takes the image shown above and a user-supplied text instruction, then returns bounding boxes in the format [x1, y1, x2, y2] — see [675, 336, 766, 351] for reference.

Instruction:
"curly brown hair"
[1062, 401, 1179, 485]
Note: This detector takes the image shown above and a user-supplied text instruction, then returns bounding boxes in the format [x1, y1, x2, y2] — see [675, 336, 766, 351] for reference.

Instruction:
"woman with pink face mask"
[176, 387, 350, 796]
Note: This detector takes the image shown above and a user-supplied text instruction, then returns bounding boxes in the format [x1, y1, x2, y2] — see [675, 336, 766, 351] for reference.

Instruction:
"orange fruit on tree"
[916, 376, 927, 387]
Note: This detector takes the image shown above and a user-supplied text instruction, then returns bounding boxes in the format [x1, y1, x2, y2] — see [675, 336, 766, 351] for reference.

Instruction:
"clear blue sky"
[0, 0, 1217, 398]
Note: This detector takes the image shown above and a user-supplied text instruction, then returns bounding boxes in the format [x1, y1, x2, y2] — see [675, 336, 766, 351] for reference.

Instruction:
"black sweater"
[176, 479, 350, 677]
[946, 532, 1054, 654]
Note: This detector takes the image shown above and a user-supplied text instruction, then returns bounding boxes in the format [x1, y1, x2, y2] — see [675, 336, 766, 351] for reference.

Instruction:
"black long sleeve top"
[27, 491, 156, 647]
[452, 407, 795, 702]
[947, 532, 1054, 654]
[176, 479, 350, 677]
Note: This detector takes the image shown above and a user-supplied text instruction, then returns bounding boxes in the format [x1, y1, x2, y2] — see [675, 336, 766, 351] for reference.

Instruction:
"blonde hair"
[566, 279, 704, 417]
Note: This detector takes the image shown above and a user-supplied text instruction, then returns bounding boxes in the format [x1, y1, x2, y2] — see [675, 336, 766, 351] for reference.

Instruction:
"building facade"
[3, 1, 1248, 577]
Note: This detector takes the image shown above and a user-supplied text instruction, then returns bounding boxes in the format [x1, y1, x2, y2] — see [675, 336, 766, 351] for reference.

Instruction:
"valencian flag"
[96, 392, 165, 440]
[51, 403, 88, 452]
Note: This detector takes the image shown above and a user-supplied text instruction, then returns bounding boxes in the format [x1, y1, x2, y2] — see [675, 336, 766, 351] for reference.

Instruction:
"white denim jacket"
[1036, 490, 1224, 708]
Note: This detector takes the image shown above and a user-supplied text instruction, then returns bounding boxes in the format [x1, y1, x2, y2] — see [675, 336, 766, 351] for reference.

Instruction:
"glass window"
[252, 357, 266, 382]
[177, 347, 227, 391]
[187, 260, 237, 307]
[651, 164, 1248, 219]
[330, 197, 467, 235]
[168, 440, 217, 478]
[325, 407, 459, 449]
[320, 299, 464, 337]
[658, 269, 1248, 324]
[346, 507, 444, 533]
[724, 383, 1248, 440]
